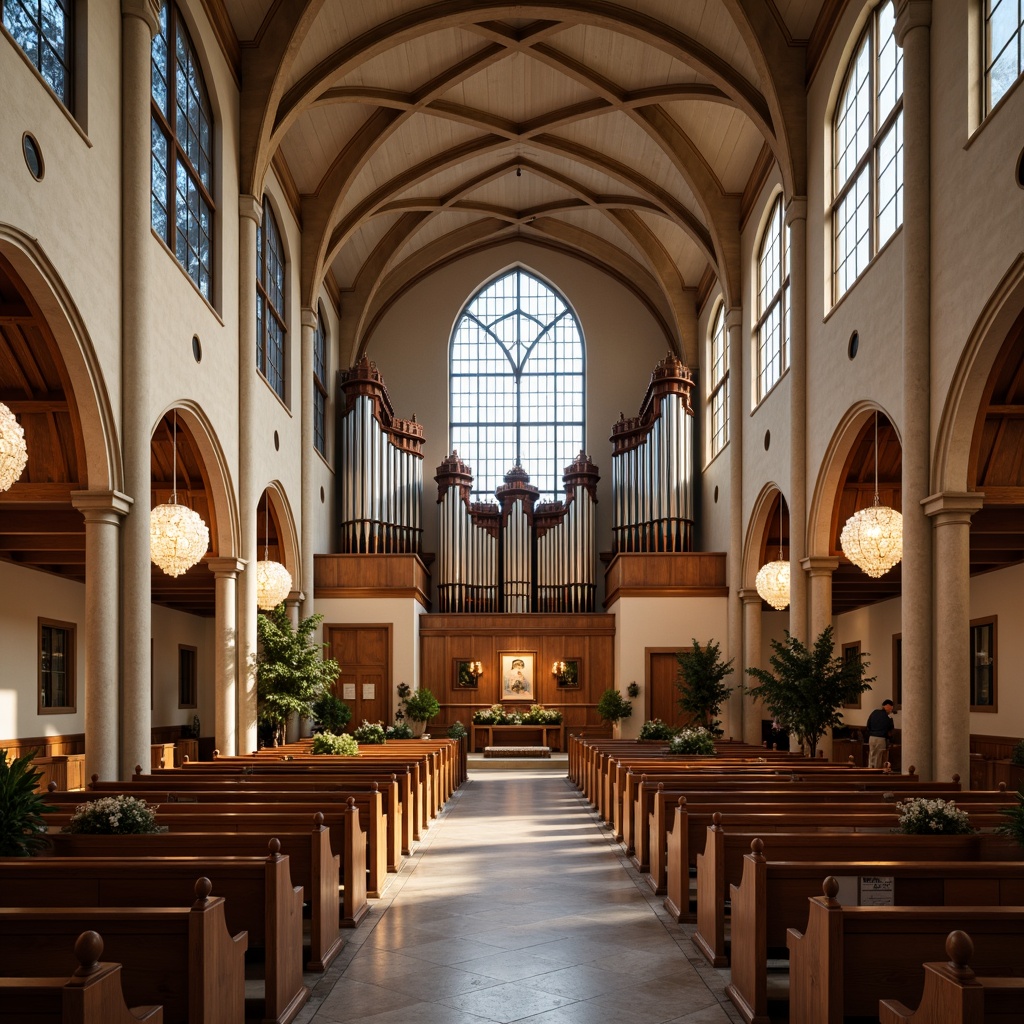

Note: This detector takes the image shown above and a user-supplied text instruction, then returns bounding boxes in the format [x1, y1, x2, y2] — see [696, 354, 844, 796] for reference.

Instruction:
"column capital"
[894, 0, 931, 45]
[738, 587, 762, 606]
[71, 489, 134, 522]
[121, 0, 160, 36]
[801, 555, 839, 575]
[208, 556, 247, 578]
[286, 589, 307, 605]
[922, 491, 984, 524]
[301, 308, 318, 331]
[725, 306, 743, 331]
[784, 196, 808, 225]
[239, 194, 263, 225]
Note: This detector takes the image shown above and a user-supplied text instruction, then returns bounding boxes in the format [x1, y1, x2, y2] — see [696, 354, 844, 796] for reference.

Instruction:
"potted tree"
[256, 605, 340, 747]
[675, 638, 734, 736]
[0, 749, 55, 856]
[745, 625, 873, 759]
[402, 687, 440, 737]
[596, 688, 633, 735]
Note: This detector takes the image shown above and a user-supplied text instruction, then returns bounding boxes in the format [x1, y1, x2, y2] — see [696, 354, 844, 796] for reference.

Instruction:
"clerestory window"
[313, 308, 327, 456]
[709, 302, 729, 457]
[985, 0, 1023, 112]
[449, 268, 585, 504]
[2, 0, 73, 107]
[257, 198, 286, 401]
[755, 196, 790, 403]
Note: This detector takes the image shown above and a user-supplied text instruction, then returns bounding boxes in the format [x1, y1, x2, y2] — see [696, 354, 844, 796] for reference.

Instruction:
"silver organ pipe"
[339, 357, 425, 554]
[435, 453, 599, 613]
[611, 354, 695, 554]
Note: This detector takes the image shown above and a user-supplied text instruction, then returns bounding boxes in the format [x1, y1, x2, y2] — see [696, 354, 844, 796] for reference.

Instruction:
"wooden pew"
[1, 842, 308, 1024]
[0, 878, 246, 1024]
[879, 929, 1024, 1024]
[725, 839, 1024, 1024]
[786, 877, 1024, 1024]
[0, 930, 162, 1024]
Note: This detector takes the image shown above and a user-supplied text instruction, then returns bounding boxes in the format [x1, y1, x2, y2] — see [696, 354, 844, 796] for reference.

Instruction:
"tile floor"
[294, 769, 742, 1024]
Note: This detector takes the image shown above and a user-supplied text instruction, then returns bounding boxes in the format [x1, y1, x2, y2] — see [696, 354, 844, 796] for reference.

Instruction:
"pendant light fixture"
[150, 410, 210, 577]
[755, 495, 791, 610]
[840, 411, 903, 578]
[255, 497, 292, 610]
[0, 401, 28, 491]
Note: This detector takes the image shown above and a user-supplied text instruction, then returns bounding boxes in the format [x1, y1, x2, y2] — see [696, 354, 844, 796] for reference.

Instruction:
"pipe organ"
[435, 452, 600, 613]
[611, 354, 695, 553]
[339, 357, 425, 553]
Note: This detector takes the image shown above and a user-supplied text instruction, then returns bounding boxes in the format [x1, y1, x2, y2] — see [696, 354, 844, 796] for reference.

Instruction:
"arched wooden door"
[325, 625, 391, 729]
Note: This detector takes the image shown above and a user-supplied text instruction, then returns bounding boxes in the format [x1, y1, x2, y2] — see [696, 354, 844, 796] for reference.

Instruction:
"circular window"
[764, 429, 771, 451]
[22, 133, 43, 180]
[273, 430, 280, 451]
[191, 335, 202, 363]
[848, 331, 859, 360]
[320, 486, 325, 503]
[713, 485, 719, 504]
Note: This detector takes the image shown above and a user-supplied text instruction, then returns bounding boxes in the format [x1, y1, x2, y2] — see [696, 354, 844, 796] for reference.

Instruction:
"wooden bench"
[725, 840, 1024, 1024]
[879, 929, 1024, 1024]
[0, 878, 246, 1024]
[0, 930, 162, 1024]
[787, 877, 1024, 1024]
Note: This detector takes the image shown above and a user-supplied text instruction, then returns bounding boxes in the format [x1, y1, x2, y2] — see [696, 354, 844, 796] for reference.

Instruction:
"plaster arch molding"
[261, 481, 301, 595]
[743, 481, 786, 590]
[0, 226, 121, 493]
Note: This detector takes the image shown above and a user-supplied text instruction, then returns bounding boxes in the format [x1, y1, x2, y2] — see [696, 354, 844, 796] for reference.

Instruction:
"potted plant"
[0, 749, 55, 856]
[997, 786, 1024, 847]
[62, 795, 164, 835]
[894, 797, 974, 835]
[676, 638, 734, 736]
[667, 726, 716, 756]
[745, 625, 873, 758]
[311, 692, 352, 735]
[352, 720, 386, 745]
[256, 606, 340, 746]
[311, 732, 359, 756]
[403, 687, 440, 737]
[385, 722, 414, 739]
[638, 718, 679, 741]
[596, 688, 633, 733]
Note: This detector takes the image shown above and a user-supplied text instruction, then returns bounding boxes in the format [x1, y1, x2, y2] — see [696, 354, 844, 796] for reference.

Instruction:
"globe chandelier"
[0, 401, 28, 492]
[256, 497, 292, 610]
[755, 496, 791, 610]
[150, 410, 210, 577]
[840, 411, 903, 578]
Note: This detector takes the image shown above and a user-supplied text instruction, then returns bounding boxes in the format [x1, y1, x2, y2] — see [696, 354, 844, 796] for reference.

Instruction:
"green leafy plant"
[403, 687, 441, 723]
[352, 720, 386, 744]
[676, 638, 734, 737]
[395, 682, 412, 721]
[473, 704, 508, 724]
[0, 749, 55, 856]
[447, 721, 467, 740]
[1010, 740, 1024, 767]
[626, 681, 640, 698]
[311, 692, 352, 735]
[638, 718, 679, 741]
[667, 726, 716, 756]
[256, 606, 340, 746]
[62, 795, 164, 835]
[596, 688, 633, 724]
[386, 722, 414, 739]
[522, 704, 562, 724]
[311, 732, 359, 756]
[745, 625, 873, 757]
[997, 786, 1024, 846]
[894, 797, 974, 835]
[189, 714, 201, 740]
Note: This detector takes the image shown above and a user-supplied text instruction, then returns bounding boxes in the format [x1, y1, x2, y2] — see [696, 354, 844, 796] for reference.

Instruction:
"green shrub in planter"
[403, 687, 441, 723]
[447, 721, 467, 740]
[311, 732, 360, 756]
[312, 692, 352, 734]
[667, 726, 716, 755]
[596, 688, 633, 724]
[0, 749, 55, 856]
[352, 720, 386, 744]
[386, 722, 414, 739]
[638, 718, 679, 741]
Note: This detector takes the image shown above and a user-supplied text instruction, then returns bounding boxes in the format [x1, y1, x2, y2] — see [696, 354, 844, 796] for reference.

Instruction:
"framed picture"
[500, 652, 535, 700]
[841, 642, 861, 709]
[454, 659, 480, 688]
[555, 658, 580, 688]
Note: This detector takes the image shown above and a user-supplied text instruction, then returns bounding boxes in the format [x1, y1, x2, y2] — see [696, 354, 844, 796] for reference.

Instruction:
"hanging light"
[0, 401, 28, 492]
[150, 410, 209, 577]
[256, 497, 292, 610]
[840, 411, 903, 578]
[756, 496, 791, 610]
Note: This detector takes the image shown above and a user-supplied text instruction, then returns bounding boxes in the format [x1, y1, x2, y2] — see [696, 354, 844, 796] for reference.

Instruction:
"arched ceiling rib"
[230, 0, 811, 352]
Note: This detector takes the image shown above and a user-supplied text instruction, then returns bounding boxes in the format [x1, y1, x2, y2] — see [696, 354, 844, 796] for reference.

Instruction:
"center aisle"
[295, 769, 742, 1024]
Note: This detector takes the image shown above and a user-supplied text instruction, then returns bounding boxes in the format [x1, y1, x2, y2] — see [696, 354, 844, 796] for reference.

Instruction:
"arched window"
[3, 0, 73, 107]
[985, 0, 1023, 112]
[832, 1, 903, 301]
[709, 302, 729, 457]
[257, 198, 286, 400]
[151, 0, 214, 299]
[313, 308, 327, 456]
[450, 268, 585, 503]
[755, 197, 790, 402]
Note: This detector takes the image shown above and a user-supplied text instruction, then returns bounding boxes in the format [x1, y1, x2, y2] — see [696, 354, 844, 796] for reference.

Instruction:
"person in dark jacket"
[866, 699, 894, 769]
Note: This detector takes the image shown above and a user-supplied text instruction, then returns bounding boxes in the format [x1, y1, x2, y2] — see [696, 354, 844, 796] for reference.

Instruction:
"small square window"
[841, 642, 862, 709]
[179, 644, 197, 709]
[39, 619, 76, 714]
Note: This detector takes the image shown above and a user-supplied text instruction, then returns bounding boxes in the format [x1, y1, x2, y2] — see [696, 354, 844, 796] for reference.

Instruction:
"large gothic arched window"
[450, 268, 585, 503]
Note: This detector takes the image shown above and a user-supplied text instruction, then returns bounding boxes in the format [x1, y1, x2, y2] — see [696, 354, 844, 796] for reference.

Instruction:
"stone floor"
[293, 769, 743, 1024]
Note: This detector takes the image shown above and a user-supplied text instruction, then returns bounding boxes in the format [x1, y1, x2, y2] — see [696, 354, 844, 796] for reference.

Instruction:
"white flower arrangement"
[894, 797, 974, 835]
[352, 720, 386, 744]
[667, 726, 716, 756]
[63, 795, 163, 835]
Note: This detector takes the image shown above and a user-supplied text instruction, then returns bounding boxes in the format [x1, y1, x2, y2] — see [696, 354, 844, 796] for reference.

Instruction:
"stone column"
[895, 0, 933, 778]
[237, 195, 263, 755]
[802, 556, 839, 759]
[923, 492, 983, 784]
[726, 307, 745, 742]
[284, 590, 305, 743]
[120, 0, 160, 779]
[786, 198, 809, 643]
[739, 588, 763, 745]
[300, 308, 317, 621]
[71, 490, 132, 782]
[208, 557, 244, 757]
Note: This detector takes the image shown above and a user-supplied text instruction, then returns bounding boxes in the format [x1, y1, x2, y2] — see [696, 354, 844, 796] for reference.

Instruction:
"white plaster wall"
[833, 596, 903, 732]
[151, 604, 216, 740]
[612, 595, 729, 738]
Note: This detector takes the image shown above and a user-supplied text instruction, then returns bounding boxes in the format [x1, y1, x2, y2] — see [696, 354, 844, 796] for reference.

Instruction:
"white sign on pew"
[859, 876, 895, 906]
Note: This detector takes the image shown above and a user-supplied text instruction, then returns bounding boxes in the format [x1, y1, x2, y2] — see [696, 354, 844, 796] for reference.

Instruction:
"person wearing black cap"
[866, 698, 895, 769]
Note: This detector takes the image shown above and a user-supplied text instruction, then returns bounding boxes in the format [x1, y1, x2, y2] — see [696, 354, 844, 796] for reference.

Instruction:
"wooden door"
[326, 625, 391, 729]
[647, 649, 692, 729]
